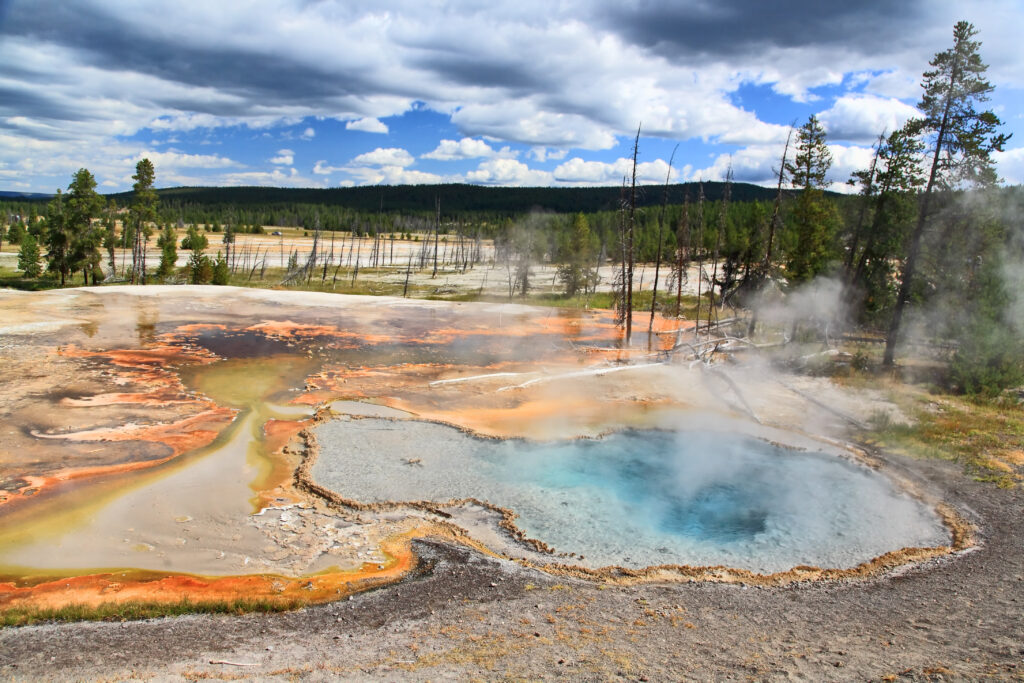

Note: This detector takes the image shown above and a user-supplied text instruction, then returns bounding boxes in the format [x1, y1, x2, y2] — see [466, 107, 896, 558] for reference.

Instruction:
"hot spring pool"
[311, 418, 950, 573]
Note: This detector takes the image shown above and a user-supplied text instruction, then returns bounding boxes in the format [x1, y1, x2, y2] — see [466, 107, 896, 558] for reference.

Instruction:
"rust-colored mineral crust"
[0, 529, 420, 610]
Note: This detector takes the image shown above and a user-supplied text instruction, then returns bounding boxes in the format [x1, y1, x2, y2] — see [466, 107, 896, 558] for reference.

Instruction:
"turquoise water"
[312, 420, 950, 573]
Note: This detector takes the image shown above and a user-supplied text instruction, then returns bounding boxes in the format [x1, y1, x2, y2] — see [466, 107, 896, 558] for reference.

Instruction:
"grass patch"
[0, 265, 61, 291]
[0, 596, 308, 627]
[863, 386, 1024, 488]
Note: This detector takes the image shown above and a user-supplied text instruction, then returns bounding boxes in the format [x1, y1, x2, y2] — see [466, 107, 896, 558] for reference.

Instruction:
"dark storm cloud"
[415, 54, 541, 92]
[598, 0, 925, 59]
[0, 86, 70, 120]
[2, 1, 373, 107]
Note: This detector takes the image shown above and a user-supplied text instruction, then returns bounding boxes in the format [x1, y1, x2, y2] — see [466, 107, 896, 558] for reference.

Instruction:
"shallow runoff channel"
[311, 417, 951, 574]
[0, 355, 316, 577]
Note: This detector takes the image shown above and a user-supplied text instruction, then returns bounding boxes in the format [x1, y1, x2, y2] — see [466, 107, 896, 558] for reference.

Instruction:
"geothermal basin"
[0, 285, 961, 614]
[311, 418, 949, 574]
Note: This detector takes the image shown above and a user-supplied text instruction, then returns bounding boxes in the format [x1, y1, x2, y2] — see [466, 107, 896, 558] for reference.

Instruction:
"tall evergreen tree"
[557, 213, 594, 296]
[18, 232, 41, 278]
[848, 123, 925, 323]
[785, 115, 840, 282]
[130, 159, 159, 284]
[67, 168, 105, 284]
[212, 251, 229, 285]
[884, 21, 1010, 366]
[182, 224, 209, 252]
[43, 189, 70, 285]
[156, 224, 178, 279]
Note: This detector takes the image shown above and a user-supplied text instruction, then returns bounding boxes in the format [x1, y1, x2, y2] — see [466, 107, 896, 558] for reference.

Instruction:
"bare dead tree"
[614, 178, 628, 326]
[747, 125, 793, 338]
[695, 181, 705, 339]
[351, 231, 361, 286]
[403, 251, 412, 297]
[649, 144, 678, 334]
[673, 192, 691, 317]
[764, 125, 793, 271]
[305, 214, 321, 284]
[624, 124, 640, 344]
[843, 131, 884, 284]
[432, 196, 440, 278]
[712, 163, 732, 312]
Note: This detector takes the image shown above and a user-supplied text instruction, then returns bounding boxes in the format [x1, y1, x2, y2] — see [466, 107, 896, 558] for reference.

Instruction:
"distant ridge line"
[104, 181, 783, 213]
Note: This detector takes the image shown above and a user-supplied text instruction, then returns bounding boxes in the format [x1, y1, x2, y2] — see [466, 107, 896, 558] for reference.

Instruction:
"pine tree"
[181, 224, 209, 252]
[848, 123, 925, 323]
[189, 249, 213, 284]
[43, 189, 70, 285]
[156, 224, 178, 279]
[18, 232, 41, 278]
[130, 159, 159, 284]
[66, 168, 104, 284]
[212, 251, 229, 285]
[785, 115, 840, 282]
[557, 213, 594, 296]
[884, 21, 1010, 366]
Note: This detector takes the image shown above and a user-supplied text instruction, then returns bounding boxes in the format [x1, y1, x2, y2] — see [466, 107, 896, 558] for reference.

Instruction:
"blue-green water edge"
[312, 420, 949, 573]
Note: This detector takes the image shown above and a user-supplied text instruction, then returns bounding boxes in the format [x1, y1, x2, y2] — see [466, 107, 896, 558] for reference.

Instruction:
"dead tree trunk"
[624, 124, 640, 344]
[747, 126, 792, 338]
[695, 182, 705, 339]
[649, 145, 677, 334]
[432, 196, 440, 278]
[674, 192, 690, 317]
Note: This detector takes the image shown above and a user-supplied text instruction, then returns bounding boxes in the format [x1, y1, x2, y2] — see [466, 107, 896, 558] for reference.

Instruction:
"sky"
[1, 0, 1023, 195]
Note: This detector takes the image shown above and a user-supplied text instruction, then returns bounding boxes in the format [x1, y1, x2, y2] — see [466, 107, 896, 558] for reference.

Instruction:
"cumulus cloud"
[422, 137, 515, 161]
[553, 157, 675, 185]
[270, 148, 294, 165]
[313, 160, 345, 175]
[345, 117, 389, 134]
[826, 143, 878, 192]
[338, 144, 445, 185]
[221, 167, 320, 188]
[466, 159, 552, 186]
[451, 102, 619, 150]
[528, 147, 569, 162]
[994, 147, 1024, 185]
[300, 127, 315, 140]
[818, 94, 920, 143]
[689, 146, 783, 186]
[343, 166, 445, 186]
[132, 150, 239, 170]
[862, 70, 921, 99]
[350, 147, 415, 167]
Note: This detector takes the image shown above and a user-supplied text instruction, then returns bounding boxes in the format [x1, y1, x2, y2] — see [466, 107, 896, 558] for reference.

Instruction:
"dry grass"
[0, 596, 308, 627]
[863, 384, 1024, 488]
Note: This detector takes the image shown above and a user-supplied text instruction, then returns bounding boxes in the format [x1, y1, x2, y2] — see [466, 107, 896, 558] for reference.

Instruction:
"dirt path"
[2, 447, 1021, 681]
